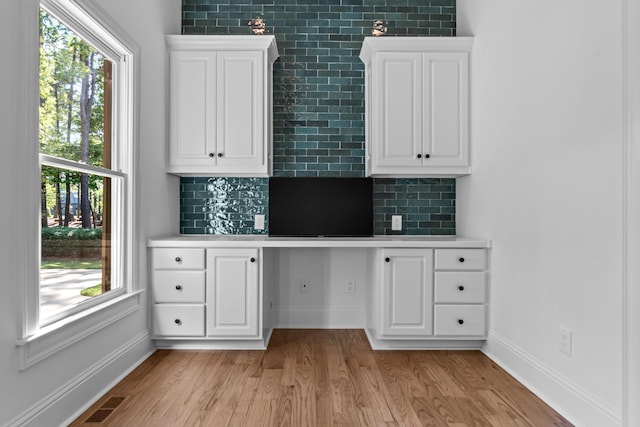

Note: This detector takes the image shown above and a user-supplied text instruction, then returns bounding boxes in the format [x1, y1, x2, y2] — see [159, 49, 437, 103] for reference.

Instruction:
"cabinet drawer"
[153, 248, 204, 270]
[434, 305, 486, 336]
[434, 249, 486, 270]
[153, 305, 204, 337]
[153, 271, 205, 303]
[434, 272, 486, 304]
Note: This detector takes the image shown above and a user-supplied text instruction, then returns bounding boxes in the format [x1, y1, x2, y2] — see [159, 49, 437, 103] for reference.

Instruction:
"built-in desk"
[148, 236, 491, 350]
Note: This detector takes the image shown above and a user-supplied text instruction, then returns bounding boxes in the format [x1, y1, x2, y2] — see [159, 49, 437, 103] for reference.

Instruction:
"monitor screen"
[268, 177, 374, 237]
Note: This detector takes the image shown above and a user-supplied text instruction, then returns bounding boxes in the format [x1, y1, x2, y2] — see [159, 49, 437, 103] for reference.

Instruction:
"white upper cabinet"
[166, 35, 279, 177]
[360, 37, 473, 177]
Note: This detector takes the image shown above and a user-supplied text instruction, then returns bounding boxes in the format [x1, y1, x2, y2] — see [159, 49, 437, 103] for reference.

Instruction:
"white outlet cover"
[392, 215, 402, 231]
[254, 214, 265, 230]
[559, 327, 572, 356]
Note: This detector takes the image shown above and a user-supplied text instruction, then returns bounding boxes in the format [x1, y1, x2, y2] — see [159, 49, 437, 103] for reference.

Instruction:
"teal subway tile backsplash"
[180, 0, 457, 235]
[373, 178, 455, 235]
[181, 177, 269, 235]
[180, 177, 455, 236]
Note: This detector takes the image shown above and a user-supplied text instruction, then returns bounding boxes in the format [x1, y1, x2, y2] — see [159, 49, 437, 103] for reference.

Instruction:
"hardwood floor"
[70, 330, 573, 426]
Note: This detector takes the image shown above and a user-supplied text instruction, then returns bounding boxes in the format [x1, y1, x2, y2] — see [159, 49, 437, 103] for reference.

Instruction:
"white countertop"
[147, 235, 491, 249]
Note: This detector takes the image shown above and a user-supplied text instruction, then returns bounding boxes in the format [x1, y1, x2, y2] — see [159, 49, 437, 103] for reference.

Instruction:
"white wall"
[272, 248, 370, 328]
[0, 1, 180, 425]
[456, 1, 625, 426]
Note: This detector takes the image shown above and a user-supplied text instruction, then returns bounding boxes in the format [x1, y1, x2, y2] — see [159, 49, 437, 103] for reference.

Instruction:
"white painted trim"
[17, 0, 142, 361]
[17, 291, 144, 370]
[40, 154, 127, 179]
[16, 0, 41, 341]
[360, 36, 474, 65]
[154, 335, 271, 351]
[484, 331, 621, 427]
[623, 0, 640, 425]
[165, 35, 279, 63]
[364, 328, 484, 350]
[4, 331, 153, 427]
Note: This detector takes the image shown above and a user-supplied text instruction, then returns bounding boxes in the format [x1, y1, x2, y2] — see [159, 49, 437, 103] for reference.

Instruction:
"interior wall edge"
[623, 0, 640, 424]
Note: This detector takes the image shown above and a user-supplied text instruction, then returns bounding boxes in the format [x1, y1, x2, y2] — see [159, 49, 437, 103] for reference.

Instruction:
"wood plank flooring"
[70, 329, 573, 426]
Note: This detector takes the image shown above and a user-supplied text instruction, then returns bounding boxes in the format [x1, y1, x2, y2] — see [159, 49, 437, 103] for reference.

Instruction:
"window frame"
[17, 0, 141, 369]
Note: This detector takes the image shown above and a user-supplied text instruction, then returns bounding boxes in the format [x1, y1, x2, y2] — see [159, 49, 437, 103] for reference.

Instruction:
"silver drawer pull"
[175, 257, 182, 263]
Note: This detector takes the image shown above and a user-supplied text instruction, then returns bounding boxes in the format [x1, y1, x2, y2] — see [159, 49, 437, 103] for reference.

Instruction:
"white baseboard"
[5, 330, 154, 427]
[364, 328, 485, 350]
[272, 306, 365, 329]
[483, 330, 621, 427]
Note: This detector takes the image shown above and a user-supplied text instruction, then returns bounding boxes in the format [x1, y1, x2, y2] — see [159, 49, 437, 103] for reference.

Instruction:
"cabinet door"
[422, 52, 469, 168]
[216, 51, 265, 173]
[206, 248, 260, 338]
[380, 249, 433, 337]
[372, 52, 423, 169]
[168, 51, 217, 167]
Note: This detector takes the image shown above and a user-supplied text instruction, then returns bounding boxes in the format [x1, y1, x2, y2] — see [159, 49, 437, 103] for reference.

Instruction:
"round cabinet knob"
[175, 319, 182, 325]
[175, 257, 182, 263]
[424, 154, 431, 159]
[175, 285, 182, 290]
[416, 154, 422, 159]
[459, 257, 465, 263]
[458, 319, 464, 325]
[217, 153, 223, 158]
[250, 257, 256, 263]
[385, 257, 390, 263]
[458, 285, 465, 291]
[208, 153, 215, 158]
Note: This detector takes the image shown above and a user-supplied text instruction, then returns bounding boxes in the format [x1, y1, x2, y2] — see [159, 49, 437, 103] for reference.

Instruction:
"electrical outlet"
[559, 327, 572, 356]
[254, 214, 265, 230]
[392, 215, 402, 231]
[345, 280, 356, 293]
[300, 279, 310, 293]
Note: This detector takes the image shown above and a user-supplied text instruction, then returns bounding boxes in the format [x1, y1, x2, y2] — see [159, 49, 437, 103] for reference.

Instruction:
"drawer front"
[153, 305, 205, 337]
[434, 272, 486, 304]
[434, 305, 486, 336]
[153, 248, 204, 270]
[153, 270, 205, 303]
[435, 249, 486, 271]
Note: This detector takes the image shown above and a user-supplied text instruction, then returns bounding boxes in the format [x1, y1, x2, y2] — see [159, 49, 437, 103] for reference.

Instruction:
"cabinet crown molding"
[166, 35, 279, 64]
[360, 36, 473, 65]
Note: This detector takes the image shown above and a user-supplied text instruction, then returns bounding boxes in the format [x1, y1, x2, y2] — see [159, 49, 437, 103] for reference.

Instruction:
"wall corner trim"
[483, 330, 621, 427]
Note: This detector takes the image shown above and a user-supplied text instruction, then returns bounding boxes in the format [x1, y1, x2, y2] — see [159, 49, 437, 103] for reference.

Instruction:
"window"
[36, 0, 134, 326]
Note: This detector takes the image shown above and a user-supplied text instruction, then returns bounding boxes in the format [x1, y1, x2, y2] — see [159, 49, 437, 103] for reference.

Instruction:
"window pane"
[40, 166, 115, 321]
[39, 8, 111, 169]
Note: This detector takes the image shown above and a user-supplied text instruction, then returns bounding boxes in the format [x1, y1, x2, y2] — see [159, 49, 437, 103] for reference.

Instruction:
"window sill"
[17, 290, 145, 370]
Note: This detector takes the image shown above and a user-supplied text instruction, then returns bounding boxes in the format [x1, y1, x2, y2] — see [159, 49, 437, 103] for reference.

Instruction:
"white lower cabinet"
[206, 248, 260, 338]
[151, 248, 206, 338]
[379, 249, 434, 337]
[434, 305, 485, 336]
[151, 247, 261, 341]
[433, 249, 487, 338]
[149, 239, 489, 349]
[374, 247, 488, 343]
[153, 305, 205, 337]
